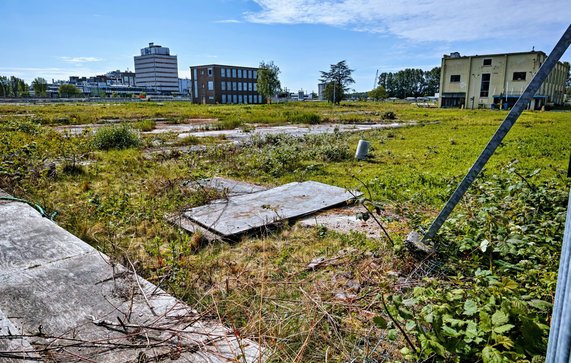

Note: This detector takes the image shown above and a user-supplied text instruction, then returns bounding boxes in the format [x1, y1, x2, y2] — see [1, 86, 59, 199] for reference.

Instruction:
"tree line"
[376, 67, 441, 99]
[0, 76, 50, 97]
[0, 75, 84, 98]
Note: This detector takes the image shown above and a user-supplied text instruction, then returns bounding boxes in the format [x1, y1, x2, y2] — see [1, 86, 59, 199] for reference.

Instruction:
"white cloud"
[60, 56, 104, 63]
[215, 19, 242, 24]
[245, 0, 571, 42]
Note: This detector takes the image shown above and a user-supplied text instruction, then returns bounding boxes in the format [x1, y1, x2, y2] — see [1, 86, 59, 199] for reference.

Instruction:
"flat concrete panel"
[0, 202, 92, 276]
[184, 181, 359, 236]
[0, 194, 263, 362]
[186, 177, 267, 197]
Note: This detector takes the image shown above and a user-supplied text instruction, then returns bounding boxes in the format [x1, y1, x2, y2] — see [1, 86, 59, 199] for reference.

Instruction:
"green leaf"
[479, 311, 492, 332]
[482, 345, 503, 363]
[373, 316, 388, 329]
[463, 299, 478, 316]
[491, 310, 509, 326]
[464, 320, 479, 342]
[494, 324, 515, 334]
[405, 320, 416, 331]
[387, 329, 398, 341]
[442, 325, 461, 337]
[528, 299, 553, 311]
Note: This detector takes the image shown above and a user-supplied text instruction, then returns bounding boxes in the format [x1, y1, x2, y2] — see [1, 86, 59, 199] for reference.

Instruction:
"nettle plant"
[381, 166, 567, 362]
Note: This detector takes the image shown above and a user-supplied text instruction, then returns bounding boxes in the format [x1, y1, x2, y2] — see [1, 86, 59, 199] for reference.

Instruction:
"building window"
[232, 69, 236, 78]
[513, 72, 527, 81]
[480, 73, 490, 97]
[232, 82, 237, 91]
[222, 94, 226, 104]
[221, 68, 226, 77]
[249, 95, 253, 103]
[237, 69, 242, 78]
[253, 83, 257, 91]
[450, 75, 461, 82]
[258, 95, 262, 103]
[483, 59, 492, 66]
[248, 83, 253, 91]
[238, 82, 242, 91]
[207, 81, 214, 90]
[208, 68, 213, 76]
[233, 94, 237, 103]
[253, 70, 257, 79]
[238, 95, 243, 103]
[221, 82, 226, 91]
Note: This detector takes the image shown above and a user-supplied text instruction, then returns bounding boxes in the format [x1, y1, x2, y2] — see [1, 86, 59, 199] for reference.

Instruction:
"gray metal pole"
[421, 24, 571, 243]
[546, 186, 571, 362]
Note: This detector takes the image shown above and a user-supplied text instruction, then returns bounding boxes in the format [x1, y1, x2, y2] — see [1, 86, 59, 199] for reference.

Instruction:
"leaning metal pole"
[546, 186, 571, 362]
[420, 24, 571, 243]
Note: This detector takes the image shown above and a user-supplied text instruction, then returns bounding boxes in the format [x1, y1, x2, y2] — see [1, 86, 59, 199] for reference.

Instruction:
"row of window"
[450, 71, 528, 84]
[219, 68, 257, 79]
[221, 94, 263, 104]
[221, 81, 257, 92]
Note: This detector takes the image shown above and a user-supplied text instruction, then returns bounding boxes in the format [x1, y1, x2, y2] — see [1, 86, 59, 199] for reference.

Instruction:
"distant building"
[439, 50, 569, 109]
[190, 64, 263, 104]
[134, 43, 179, 94]
[178, 78, 191, 96]
[317, 83, 327, 101]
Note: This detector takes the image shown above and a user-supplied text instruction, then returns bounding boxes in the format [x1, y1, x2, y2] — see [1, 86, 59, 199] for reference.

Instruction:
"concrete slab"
[0, 198, 263, 362]
[184, 181, 359, 237]
[184, 177, 267, 197]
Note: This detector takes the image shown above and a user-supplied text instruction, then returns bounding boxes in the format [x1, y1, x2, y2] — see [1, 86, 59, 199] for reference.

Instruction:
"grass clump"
[133, 119, 156, 131]
[91, 124, 140, 150]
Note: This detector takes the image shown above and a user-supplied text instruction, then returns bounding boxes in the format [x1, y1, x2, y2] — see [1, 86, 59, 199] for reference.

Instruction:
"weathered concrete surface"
[184, 177, 267, 197]
[179, 122, 416, 144]
[184, 181, 359, 237]
[0, 197, 264, 362]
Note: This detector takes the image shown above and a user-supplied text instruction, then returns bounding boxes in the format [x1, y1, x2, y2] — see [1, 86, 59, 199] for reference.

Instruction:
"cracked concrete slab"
[183, 180, 360, 237]
[0, 196, 264, 362]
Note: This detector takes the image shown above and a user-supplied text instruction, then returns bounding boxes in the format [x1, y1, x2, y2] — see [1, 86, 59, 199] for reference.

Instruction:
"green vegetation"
[0, 101, 569, 361]
[257, 61, 281, 103]
[320, 60, 355, 104]
[91, 124, 140, 150]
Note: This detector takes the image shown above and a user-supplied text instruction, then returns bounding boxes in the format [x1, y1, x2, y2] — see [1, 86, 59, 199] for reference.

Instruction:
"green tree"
[9, 76, 28, 97]
[58, 84, 82, 98]
[377, 67, 440, 98]
[257, 61, 281, 103]
[424, 66, 441, 96]
[320, 60, 355, 104]
[32, 77, 48, 97]
[0, 76, 10, 97]
[368, 85, 388, 101]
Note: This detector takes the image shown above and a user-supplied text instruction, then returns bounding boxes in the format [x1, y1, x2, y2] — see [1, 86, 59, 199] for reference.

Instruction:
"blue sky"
[1, 0, 569, 93]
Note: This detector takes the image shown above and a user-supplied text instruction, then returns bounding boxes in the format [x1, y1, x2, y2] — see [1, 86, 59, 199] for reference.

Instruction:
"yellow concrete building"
[439, 51, 569, 109]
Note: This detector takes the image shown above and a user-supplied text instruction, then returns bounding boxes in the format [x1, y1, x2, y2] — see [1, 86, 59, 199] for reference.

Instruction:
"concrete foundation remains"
[0, 194, 263, 362]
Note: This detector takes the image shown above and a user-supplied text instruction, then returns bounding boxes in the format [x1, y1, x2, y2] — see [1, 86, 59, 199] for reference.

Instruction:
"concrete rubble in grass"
[177, 179, 360, 239]
[0, 193, 264, 362]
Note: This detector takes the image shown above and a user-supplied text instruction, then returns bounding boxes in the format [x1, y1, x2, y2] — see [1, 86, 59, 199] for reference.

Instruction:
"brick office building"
[190, 64, 263, 104]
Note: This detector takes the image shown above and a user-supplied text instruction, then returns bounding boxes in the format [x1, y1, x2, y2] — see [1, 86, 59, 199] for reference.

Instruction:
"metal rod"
[546, 186, 571, 361]
[421, 24, 571, 243]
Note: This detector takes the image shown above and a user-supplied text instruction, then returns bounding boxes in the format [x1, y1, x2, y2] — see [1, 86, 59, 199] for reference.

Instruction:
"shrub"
[91, 125, 140, 150]
[382, 111, 396, 120]
[284, 111, 321, 124]
[133, 119, 156, 131]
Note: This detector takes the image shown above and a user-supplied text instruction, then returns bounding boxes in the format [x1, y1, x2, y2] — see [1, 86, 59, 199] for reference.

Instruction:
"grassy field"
[0, 101, 570, 361]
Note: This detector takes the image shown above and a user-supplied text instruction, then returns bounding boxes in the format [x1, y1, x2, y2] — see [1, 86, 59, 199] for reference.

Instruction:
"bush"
[284, 111, 321, 124]
[134, 119, 156, 131]
[382, 111, 396, 120]
[91, 125, 140, 150]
